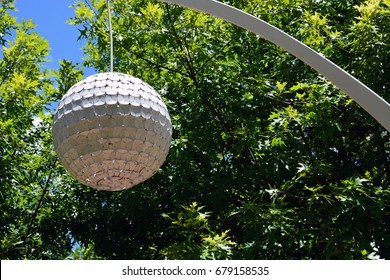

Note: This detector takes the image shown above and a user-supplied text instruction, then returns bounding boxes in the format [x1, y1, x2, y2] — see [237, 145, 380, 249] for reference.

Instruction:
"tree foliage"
[1, 0, 389, 259]
[0, 0, 83, 259]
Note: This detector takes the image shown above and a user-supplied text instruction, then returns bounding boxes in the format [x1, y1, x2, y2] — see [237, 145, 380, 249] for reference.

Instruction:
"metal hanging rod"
[107, 0, 114, 72]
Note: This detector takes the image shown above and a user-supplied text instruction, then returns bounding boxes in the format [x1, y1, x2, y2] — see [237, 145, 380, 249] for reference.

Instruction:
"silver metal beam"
[160, 0, 390, 132]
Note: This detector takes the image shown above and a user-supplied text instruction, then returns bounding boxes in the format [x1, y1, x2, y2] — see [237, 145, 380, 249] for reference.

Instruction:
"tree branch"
[24, 158, 57, 241]
[165, 3, 196, 81]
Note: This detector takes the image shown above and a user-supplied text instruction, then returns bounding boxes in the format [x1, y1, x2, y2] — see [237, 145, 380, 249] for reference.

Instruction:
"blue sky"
[12, 0, 95, 76]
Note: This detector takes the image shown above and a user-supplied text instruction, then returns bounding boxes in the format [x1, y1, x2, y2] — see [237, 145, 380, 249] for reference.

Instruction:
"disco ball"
[52, 72, 172, 191]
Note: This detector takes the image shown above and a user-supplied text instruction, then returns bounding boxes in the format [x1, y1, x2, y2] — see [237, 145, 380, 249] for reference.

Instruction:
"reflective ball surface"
[53, 72, 172, 191]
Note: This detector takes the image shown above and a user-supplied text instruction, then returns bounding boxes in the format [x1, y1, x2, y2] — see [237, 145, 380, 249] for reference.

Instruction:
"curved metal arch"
[160, 0, 390, 132]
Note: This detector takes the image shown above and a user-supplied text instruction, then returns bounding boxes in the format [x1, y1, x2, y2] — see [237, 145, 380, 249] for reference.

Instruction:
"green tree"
[1, 0, 389, 260]
[0, 0, 83, 259]
[66, 0, 390, 259]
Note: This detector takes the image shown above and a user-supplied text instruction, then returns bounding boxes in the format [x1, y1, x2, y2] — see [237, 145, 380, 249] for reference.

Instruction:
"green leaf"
[271, 137, 285, 147]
